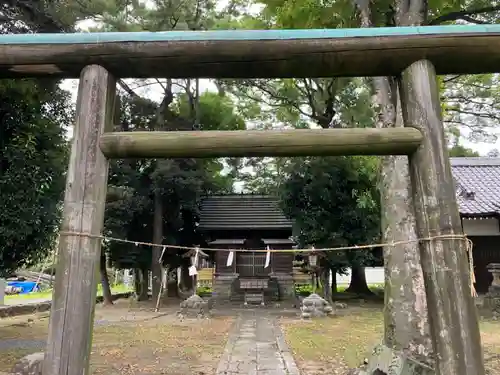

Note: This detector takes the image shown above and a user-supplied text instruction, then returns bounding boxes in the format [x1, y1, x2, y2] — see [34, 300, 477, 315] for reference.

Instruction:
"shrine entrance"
[14, 25, 491, 375]
[236, 237, 269, 277]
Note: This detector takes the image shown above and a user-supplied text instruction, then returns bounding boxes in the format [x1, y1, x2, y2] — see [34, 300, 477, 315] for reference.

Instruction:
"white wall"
[462, 218, 500, 236]
[335, 267, 385, 285]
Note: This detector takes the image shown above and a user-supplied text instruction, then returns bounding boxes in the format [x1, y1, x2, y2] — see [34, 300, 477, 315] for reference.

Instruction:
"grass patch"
[281, 304, 500, 375]
[5, 284, 132, 302]
[5, 290, 53, 302]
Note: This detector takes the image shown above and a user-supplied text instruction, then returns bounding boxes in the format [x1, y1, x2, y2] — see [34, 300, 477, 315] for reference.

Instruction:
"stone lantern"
[487, 263, 500, 297]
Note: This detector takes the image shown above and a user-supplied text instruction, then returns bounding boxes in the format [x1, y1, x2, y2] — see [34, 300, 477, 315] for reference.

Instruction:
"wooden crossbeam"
[98, 128, 423, 159]
[1, 25, 500, 78]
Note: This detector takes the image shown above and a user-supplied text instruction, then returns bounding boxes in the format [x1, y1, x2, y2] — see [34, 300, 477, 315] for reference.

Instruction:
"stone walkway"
[215, 311, 300, 375]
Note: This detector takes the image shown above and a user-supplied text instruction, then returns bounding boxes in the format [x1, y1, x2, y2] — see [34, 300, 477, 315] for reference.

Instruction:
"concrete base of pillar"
[361, 344, 434, 375]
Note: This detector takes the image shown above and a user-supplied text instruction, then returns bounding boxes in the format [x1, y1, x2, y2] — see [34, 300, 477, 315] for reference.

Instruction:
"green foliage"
[177, 92, 245, 131]
[0, 79, 71, 276]
[197, 285, 212, 295]
[427, 0, 500, 24]
[449, 144, 480, 157]
[441, 74, 500, 143]
[256, 0, 357, 28]
[279, 156, 381, 272]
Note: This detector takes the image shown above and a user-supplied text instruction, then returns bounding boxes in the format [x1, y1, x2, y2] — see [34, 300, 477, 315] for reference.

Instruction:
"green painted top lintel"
[1, 24, 500, 45]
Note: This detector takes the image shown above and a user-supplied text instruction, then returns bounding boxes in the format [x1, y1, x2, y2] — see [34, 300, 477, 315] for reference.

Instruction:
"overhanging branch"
[428, 5, 500, 25]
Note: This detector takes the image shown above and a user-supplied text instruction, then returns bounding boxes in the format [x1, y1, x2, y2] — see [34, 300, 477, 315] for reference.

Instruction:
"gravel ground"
[0, 319, 114, 351]
[0, 339, 46, 351]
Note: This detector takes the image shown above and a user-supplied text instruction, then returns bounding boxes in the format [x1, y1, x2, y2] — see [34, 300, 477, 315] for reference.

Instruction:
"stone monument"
[487, 263, 500, 296]
[300, 293, 335, 319]
[178, 294, 212, 319]
[11, 352, 44, 375]
[485, 263, 500, 313]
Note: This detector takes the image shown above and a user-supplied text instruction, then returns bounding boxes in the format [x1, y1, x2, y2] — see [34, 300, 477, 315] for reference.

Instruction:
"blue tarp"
[7, 281, 40, 294]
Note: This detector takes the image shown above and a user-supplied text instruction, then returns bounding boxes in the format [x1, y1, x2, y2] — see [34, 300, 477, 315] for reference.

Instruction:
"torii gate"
[1, 24, 494, 375]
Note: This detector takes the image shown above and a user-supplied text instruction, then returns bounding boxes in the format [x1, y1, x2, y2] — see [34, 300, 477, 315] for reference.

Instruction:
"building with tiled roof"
[198, 194, 295, 303]
[450, 157, 500, 294]
[451, 157, 500, 217]
[198, 194, 292, 231]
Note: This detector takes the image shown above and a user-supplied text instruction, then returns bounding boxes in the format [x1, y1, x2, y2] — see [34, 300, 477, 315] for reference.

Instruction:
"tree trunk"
[135, 268, 149, 301]
[134, 269, 140, 297]
[151, 84, 174, 304]
[99, 252, 113, 305]
[180, 263, 194, 292]
[166, 268, 180, 298]
[321, 268, 332, 303]
[352, 0, 433, 366]
[331, 269, 338, 295]
[373, 76, 432, 362]
[152, 189, 163, 303]
[345, 266, 373, 295]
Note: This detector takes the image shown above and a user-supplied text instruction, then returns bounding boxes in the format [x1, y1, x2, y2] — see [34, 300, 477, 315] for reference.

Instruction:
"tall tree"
[0, 1, 82, 278]
[352, 0, 435, 366]
[0, 79, 71, 276]
[279, 156, 381, 299]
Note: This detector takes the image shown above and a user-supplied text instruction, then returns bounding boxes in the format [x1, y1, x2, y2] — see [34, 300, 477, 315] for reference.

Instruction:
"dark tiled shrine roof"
[451, 157, 500, 217]
[198, 194, 292, 230]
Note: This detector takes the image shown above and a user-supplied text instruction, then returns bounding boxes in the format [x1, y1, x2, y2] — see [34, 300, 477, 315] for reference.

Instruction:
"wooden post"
[399, 60, 485, 375]
[42, 65, 116, 375]
[0, 278, 5, 305]
[99, 128, 423, 158]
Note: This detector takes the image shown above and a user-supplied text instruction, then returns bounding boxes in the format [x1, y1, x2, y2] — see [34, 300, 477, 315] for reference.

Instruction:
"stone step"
[244, 292, 264, 305]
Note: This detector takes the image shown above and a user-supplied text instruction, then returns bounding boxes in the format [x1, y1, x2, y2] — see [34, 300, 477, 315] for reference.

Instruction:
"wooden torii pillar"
[42, 65, 116, 375]
[399, 60, 485, 375]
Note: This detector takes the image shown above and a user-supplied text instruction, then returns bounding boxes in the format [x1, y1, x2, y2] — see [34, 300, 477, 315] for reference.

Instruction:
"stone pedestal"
[300, 293, 334, 319]
[362, 344, 434, 375]
[178, 294, 212, 319]
[212, 273, 238, 302]
[0, 278, 5, 306]
[272, 273, 295, 300]
[11, 352, 44, 375]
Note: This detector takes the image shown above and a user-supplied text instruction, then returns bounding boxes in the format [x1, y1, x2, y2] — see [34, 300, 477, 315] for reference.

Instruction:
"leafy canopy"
[279, 156, 381, 272]
[0, 79, 71, 276]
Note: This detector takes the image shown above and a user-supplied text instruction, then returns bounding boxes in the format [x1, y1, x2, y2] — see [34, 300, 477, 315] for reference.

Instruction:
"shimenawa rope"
[58, 231, 477, 296]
